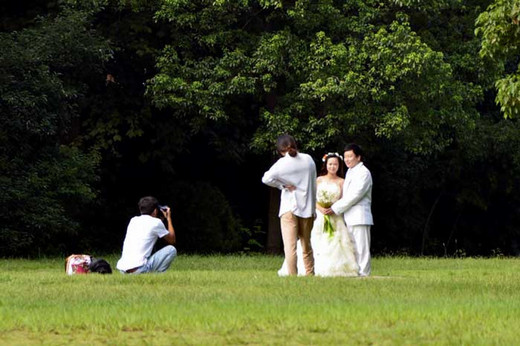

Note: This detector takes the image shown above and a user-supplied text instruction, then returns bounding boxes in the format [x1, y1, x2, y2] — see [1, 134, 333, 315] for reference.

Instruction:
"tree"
[147, 0, 481, 253]
[82, 0, 520, 256]
[5, 0, 518, 256]
[0, 7, 110, 256]
[476, 0, 520, 118]
[149, 1, 474, 156]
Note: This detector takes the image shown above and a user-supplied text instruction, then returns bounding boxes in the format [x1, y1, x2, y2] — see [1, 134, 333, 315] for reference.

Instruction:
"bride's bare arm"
[315, 177, 323, 212]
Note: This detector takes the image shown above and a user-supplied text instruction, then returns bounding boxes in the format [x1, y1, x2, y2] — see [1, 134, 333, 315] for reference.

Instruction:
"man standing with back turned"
[116, 196, 177, 274]
[262, 134, 317, 276]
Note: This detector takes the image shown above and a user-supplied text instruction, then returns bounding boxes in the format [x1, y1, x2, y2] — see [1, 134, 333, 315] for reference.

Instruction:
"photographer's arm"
[161, 207, 176, 245]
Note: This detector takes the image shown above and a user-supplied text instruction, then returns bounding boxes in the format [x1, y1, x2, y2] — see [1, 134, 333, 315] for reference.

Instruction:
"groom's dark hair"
[344, 143, 363, 159]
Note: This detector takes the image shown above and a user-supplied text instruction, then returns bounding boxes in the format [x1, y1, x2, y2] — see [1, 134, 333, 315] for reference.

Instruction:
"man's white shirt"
[331, 162, 373, 226]
[116, 215, 169, 271]
[262, 153, 317, 218]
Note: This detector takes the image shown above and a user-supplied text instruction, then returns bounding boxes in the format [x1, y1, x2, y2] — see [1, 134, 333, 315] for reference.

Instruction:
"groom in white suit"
[327, 143, 373, 276]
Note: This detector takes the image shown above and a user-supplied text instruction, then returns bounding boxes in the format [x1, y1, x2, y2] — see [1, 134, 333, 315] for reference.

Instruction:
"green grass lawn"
[0, 255, 519, 345]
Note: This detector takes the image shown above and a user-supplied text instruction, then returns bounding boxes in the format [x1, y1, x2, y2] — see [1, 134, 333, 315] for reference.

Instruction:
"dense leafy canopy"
[0, 8, 109, 255]
[2, 0, 520, 257]
[149, 0, 475, 155]
[476, 0, 520, 118]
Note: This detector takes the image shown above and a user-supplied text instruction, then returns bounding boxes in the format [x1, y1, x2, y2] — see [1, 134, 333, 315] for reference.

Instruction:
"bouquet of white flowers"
[316, 184, 340, 238]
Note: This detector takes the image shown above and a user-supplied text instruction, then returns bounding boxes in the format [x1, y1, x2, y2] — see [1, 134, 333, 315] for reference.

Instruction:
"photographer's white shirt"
[116, 215, 169, 271]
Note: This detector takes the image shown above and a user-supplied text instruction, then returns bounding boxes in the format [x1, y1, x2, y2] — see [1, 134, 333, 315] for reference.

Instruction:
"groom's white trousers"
[347, 225, 371, 276]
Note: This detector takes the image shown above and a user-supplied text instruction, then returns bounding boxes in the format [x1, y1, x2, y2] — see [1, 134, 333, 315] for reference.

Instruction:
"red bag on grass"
[65, 254, 91, 275]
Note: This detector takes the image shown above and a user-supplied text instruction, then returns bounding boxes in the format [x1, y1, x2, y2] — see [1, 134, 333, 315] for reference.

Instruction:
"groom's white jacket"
[331, 162, 373, 226]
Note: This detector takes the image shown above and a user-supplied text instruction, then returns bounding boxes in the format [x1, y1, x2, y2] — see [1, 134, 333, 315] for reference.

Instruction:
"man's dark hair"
[276, 134, 298, 157]
[344, 143, 363, 159]
[138, 196, 159, 215]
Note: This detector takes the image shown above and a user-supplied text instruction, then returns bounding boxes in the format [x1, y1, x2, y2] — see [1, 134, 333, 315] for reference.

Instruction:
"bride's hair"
[319, 154, 344, 177]
[276, 134, 298, 157]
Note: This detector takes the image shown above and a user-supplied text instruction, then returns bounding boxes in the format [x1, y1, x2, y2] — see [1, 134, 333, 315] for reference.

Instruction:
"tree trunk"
[266, 188, 282, 254]
[421, 192, 442, 256]
[264, 92, 281, 254]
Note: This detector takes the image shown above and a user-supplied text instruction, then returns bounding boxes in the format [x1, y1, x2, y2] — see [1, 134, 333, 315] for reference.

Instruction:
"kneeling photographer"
[116, 196, 177, 274]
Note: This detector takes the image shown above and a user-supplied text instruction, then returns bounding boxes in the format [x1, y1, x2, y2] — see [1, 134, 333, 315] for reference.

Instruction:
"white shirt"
[262, 152, 317, 218]
[116, 215, 169, 271]
[331, 162, 373, 226]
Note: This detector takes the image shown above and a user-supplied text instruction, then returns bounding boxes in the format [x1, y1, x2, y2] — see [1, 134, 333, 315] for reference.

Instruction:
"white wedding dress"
[278, 181, 359, 277]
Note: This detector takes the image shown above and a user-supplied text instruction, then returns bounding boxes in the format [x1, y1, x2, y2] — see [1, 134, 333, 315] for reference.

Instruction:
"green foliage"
[149, 1, 475, 155]
[0, 7, 109, 256]
[78, 0, 202, 171]
[161, 181, 242, 253]
[475, 0, 520, 118]
[145, 0, 520, 256]
[0, 147, 100, 256]
[3, 0, 519, 257]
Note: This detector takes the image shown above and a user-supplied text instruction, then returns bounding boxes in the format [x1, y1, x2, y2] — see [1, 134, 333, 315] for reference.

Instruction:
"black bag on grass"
[89, 257, 112, 274]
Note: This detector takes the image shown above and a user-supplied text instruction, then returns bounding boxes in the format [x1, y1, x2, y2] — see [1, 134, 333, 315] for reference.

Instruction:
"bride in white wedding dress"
[278, 153, 359, 277]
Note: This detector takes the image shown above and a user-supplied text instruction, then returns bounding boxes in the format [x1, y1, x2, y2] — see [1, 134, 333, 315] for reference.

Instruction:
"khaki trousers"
[280, 212, 314, 275]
